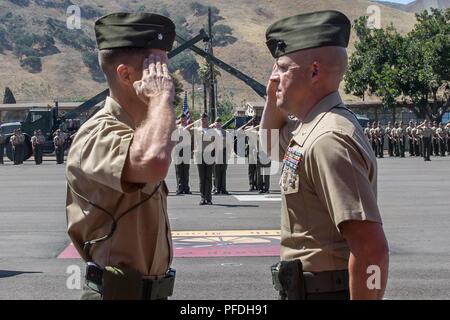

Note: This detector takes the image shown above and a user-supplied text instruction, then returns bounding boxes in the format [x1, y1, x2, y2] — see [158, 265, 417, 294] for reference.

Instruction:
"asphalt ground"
[0, 153, 449, 300]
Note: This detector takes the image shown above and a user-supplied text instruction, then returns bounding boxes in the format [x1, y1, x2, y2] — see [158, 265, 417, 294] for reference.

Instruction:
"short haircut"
[98, 47, 149, 84]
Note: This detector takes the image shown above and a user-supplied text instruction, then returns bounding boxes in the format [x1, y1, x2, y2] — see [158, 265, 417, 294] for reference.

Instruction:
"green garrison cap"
[266, 10, 351, 58]
[95, 12, 176, 50]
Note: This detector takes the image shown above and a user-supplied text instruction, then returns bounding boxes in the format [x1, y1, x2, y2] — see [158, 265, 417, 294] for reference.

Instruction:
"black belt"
[85, 263, 175, 300]
[271, 261, 349, 299]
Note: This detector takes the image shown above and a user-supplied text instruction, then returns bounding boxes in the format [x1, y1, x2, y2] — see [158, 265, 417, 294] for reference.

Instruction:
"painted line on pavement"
[58, 230, 281, 259]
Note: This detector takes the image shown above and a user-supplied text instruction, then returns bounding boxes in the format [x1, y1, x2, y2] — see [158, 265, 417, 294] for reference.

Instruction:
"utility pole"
[207, 7, 216, 123]
[203, 79, 208, 114]
[191, 74, 195, 113]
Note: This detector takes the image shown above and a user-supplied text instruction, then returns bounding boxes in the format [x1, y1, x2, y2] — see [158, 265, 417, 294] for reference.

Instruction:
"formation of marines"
[172, 113, 271, 205]
[365, 120, 450, 160]
[0, 127, 67, 165]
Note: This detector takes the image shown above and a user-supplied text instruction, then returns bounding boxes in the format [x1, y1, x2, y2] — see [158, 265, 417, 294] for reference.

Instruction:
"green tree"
[197, 61, 221, 83]
[345, 10, 450, 122]
[174, 15, 192, 39]
[398, 9, 450, 121]
[212, 24, 237, 47]
[0, 26, 8, 52]
[8, 0, 30, 6]
[169, 50, 199, 81]
[20, 56, 42, 73]
[217, 92, 236, 121]
[172, 73, 185, 111]
[345, 17, 403, 113]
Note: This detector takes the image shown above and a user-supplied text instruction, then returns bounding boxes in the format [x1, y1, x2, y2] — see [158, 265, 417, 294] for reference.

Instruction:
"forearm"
[348, 249, 389, 300]
[131, 97, 175, 163]
[260, 97, 288, 131]
[260, 98, 288, 154]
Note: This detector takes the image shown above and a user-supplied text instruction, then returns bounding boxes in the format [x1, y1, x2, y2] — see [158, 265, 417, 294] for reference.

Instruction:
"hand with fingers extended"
[266, 63, 279, 101]
[133, 54, 175, 106]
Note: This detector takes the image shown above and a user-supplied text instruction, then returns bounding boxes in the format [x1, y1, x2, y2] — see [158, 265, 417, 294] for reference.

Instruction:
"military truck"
[1, 101, 100, 161]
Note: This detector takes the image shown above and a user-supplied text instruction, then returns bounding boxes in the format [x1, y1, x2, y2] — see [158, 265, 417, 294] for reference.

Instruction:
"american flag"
[183, 91, 192, 124]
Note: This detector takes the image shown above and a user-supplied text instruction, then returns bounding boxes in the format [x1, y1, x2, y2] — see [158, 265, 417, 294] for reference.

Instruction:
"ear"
[116, 64, 132, 86]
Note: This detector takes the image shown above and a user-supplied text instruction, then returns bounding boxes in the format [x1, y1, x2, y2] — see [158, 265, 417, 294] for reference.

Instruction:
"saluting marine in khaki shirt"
[66, 97, 172, 276]
[53, 132, 65, 146]
[436, 127, 445, 140]
[395, 126, 405, 139]
[364, 126, 371, 141]
[10, 132, 25, 146]
[277, 92, 382, 272]
[406, 125, 413, 138]
[421, 126, 433, 138]
[376, 126, 385, 139]
[31, 133, 45, 147]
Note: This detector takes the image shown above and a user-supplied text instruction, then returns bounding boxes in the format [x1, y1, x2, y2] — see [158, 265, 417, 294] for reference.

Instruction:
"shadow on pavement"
[210, 204, 259, 208]
[0, 270, 43, 279]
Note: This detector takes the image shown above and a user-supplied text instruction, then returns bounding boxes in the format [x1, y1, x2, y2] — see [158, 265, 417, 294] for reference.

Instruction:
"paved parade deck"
[0, 155, 449, 299]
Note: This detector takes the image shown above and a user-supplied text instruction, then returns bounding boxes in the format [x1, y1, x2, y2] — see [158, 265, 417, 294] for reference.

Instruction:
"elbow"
[353, 238, 389, 264]
[146, 154, 171, 181]
[342, 220, 389, 263]
[130, 147, 172, 182]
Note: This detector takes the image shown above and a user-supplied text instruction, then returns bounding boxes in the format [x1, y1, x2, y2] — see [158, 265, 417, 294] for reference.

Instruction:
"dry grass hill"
[375, 0, 450, 12]
[0, 0, 419, 109]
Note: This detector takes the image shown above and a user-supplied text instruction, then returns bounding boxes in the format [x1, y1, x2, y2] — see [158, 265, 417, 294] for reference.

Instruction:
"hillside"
[0, 0, 418, 109]
[406, 0, 450, 12]
[374, 0, 450, 12]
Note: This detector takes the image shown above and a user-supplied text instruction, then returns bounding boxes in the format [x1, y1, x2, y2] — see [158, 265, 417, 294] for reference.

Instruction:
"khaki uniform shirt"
[278, 92, 382, 272]
[421, 127, 433, 138]
[11, 133, 25, 146]
[385, 127, 393, 139]
[369, 128, 376, 140]
[412, 127, 421, 139]
[436, 128, 445, 139]
[66, 97, 172, 277]
[173, 124, 192, 163]
[396, 127, 405, 138]
[246, 127, 259, 163]
[406, 126, 413, 137]
[212, 128, 233, 164]
[431, 126, 437, 139]
[54, 133, 65, 146]
[364, 127, 371, 140]
[193, 127, 215, 164]
[31, 134, 45, 147]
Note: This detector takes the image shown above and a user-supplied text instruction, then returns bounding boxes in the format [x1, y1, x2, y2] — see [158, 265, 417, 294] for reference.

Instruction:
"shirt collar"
[104, 96, 135, 129]
[292, 91, 343, 146]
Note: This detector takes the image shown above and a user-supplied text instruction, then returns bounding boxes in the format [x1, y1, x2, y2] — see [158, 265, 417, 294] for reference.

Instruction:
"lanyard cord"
[66, 177, 161, 261]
